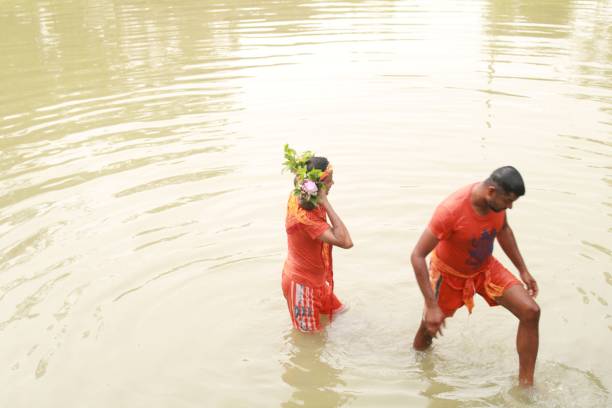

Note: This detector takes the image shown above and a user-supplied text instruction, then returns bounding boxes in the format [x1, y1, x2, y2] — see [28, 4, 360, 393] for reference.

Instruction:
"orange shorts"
[433, 257, 522, 317]
[281, 273, 343, 332]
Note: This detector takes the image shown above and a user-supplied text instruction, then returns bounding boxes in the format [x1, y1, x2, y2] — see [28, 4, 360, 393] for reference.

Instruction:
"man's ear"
[486, 185, 497, 197]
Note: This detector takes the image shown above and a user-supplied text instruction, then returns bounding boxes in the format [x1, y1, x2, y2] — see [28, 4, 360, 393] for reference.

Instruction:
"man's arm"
[497, 214, 538, 297]
[317, 189, 353, 249]
[411, 228, 445, 336]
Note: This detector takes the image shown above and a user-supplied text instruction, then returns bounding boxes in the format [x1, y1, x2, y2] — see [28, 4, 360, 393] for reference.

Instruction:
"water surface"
[0, 0, 610, 406]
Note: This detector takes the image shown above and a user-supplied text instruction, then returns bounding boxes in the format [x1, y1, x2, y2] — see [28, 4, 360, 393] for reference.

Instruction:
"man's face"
[486, 186, 518, 212]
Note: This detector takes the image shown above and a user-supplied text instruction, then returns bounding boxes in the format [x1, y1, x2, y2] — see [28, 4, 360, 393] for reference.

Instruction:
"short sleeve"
[301, 221, 330, 239]
[300, 208, 330, 239]
[428, 204, 454, 240]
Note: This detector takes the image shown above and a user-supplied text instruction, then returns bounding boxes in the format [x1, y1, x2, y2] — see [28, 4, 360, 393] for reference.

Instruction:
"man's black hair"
[486, 166, 525, 196]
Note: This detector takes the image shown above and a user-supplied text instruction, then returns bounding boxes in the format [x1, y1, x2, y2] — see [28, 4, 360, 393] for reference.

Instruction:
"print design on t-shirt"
[466, 228, 497, 269]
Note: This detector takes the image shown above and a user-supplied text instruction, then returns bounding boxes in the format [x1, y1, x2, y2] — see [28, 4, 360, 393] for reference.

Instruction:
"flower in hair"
[301, 180, 318, 196]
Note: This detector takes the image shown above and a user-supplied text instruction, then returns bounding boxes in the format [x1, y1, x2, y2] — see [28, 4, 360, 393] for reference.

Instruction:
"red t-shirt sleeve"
[300, 209, 330, 239]
[301, 221, 330, 239]
[428, 204, 454, 240]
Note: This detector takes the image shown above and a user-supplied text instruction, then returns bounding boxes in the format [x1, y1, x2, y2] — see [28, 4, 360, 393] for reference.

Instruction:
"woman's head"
[307, 156, 333, 190]
[283, 145, 334, 210]
[299, 156, 332, 210]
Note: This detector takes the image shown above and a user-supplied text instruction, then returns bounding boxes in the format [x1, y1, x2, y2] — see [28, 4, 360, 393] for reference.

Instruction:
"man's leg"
[495, 284, 540, 386]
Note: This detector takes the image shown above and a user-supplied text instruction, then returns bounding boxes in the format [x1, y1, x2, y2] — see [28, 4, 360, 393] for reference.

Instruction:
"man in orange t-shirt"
[410, 166, 540, 387]
[282, 156, 353, 332]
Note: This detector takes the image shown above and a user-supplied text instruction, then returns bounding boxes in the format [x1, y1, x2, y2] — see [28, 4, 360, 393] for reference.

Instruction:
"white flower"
[301, 180, 318, 196]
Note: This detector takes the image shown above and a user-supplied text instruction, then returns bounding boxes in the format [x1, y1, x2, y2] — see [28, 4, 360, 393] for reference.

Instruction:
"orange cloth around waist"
[430, 252, 504, 314]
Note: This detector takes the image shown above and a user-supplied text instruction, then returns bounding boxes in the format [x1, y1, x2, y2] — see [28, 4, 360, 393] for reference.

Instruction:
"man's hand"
[423, 304, 446, 337]
[520, 270, 538, 298]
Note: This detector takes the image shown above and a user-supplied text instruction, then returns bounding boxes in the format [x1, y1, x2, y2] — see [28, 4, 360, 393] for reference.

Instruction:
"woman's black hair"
[306, 156, 329, 172]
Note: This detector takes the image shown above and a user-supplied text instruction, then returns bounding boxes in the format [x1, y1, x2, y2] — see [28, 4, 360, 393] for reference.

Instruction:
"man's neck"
[471, 182, 490, 216]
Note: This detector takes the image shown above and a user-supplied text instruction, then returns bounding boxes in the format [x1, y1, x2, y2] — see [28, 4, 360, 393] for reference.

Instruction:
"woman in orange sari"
[281, 149, 353, 332]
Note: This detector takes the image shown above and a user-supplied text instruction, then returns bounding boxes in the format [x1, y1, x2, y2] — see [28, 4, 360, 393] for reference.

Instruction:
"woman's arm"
[317, 188, 353, 249]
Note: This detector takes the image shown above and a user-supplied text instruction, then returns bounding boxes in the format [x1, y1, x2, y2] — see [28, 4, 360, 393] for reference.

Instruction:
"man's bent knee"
[521, 302, 540, 324]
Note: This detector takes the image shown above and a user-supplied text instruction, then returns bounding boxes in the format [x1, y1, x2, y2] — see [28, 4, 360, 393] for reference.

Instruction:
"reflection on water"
[0, 0, 610, 406]
[281, 330, 352, 408]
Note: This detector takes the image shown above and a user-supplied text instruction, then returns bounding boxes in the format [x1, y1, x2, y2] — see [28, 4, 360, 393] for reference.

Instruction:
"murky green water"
[1, 0, 610, 406]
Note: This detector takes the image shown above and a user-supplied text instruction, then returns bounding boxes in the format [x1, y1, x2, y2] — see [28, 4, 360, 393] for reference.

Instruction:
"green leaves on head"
[283, 144, 313, 175]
